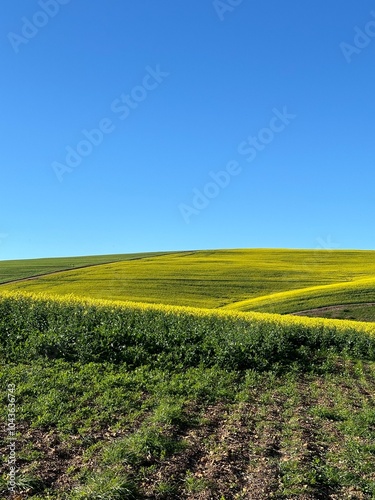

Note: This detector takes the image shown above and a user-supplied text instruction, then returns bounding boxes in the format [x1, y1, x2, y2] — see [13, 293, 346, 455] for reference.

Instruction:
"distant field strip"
[293, 303, 375, 323]
[2, 249, 375, 309]
[224, 276, 375, 314]
[0, 251, 169, 284]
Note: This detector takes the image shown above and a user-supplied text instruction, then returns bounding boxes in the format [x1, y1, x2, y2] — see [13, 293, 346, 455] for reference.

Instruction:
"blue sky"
[1, 0, 375, 260]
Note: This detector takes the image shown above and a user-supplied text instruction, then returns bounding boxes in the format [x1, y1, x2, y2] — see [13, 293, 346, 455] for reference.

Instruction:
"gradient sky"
[1, 0, 375, 260]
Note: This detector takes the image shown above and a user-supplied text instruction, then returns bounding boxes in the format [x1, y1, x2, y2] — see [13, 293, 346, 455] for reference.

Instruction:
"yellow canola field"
[2, 249, 375, 312]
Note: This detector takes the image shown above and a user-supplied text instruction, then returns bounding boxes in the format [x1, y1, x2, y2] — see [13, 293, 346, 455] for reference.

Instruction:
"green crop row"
[1, 292, 375, 372]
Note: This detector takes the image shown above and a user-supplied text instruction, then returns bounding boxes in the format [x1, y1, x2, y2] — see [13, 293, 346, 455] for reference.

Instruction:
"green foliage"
[184, 470, 212, 493]
[2, 357, 375, 498]
[102, 425, 184, 466]
[1, 292, 375, 372]
[70, 467, 139, 499]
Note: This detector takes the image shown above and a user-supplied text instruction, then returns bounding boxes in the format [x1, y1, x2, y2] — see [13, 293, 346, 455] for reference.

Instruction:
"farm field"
[4, 0, 374, 498]
[1, 249, 375, 498]
[2, 355, 375, 499]
[294, 303, 375, 323]
[0, 252, 169, 285]
[1, 249, 375, 314]
[224, 277, 375, 315]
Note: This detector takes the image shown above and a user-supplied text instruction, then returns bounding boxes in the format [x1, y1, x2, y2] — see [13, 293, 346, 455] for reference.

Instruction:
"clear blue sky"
[1, 0, 375, 260]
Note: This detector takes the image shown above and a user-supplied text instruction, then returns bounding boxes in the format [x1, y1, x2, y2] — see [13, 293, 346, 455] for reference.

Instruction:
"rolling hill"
[1, 249, 375, 318]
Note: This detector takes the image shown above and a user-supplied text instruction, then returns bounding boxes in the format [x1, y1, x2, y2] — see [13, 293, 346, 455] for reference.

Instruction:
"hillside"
[224, 277, 375, 313]
[1, 248, 375, 497]
[1, 249, 375, 497]
[0, 252, 168, 284]
[1, 249, 375, 317]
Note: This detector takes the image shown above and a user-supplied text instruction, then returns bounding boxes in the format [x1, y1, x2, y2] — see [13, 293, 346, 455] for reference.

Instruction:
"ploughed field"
[1, 249, 375, 498]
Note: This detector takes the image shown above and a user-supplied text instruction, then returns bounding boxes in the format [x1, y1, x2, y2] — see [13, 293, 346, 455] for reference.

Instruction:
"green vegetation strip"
[1, 292, 375, 371]
[0, 252, 169, 284]
[295, 303, 375, 323]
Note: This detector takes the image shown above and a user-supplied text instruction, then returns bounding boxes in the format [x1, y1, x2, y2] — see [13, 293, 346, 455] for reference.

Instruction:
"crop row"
[1, 291, 375, 371]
